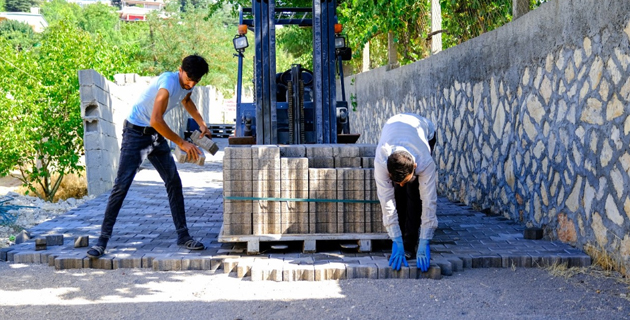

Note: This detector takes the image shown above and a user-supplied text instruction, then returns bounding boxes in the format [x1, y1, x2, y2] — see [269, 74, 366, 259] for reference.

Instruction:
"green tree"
[0, 23, 137, 201]
[79, 3, 120, 36]
[5, 0, 37, 12]
[0, 19, 37, 50]
[0, 0, 6, 11]
[40, 0, 82, 26]
[137, 4, 242, 94]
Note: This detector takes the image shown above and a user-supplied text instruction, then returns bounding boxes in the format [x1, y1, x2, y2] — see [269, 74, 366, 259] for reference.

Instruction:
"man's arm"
[374, 161, 402, 239]
[417, 161, 438, 240]
[150, 88, 202, 161]
[182, 92, 211, 138]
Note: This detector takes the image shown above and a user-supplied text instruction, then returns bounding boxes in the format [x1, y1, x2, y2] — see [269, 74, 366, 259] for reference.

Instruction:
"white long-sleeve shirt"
[374, 113, 438, 240]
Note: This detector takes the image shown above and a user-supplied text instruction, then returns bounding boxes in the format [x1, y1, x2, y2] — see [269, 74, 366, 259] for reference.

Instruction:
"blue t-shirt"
[127, 72, 192, 127]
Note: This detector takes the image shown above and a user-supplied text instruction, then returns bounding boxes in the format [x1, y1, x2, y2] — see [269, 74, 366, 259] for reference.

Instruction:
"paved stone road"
[0, 139, 591, 280]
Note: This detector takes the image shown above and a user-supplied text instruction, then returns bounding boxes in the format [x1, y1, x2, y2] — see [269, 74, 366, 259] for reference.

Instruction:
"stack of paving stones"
[0, 139, 592, 281]
[222, 144, 383, 236]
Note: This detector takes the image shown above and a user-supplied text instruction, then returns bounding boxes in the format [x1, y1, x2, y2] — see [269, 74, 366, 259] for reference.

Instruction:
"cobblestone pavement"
[0, 139, 591, 281]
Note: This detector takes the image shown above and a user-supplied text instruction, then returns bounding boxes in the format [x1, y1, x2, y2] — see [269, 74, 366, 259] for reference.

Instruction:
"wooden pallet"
[219, 226, 389, 255]
[209, 124, 235, 138]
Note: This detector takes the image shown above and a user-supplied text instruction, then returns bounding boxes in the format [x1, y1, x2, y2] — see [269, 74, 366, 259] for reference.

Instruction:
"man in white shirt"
[87, 55, 211, 258]
[374, 113, 438, 271]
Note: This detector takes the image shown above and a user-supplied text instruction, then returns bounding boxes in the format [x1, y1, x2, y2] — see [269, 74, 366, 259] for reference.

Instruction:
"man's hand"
[389, 236, 408, 271]
[416, 238, 431, 272]
[198, 124, 211, 138]
[179, 140, 202, 161]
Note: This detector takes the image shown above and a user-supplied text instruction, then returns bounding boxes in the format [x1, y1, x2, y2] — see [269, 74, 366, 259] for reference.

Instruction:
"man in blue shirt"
[87, 55, 210, 258]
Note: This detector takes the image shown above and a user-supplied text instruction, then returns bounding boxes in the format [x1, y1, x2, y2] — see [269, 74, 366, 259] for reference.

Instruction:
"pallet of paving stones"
[218, 226, 390, 255]
[209, 124, 235, 138]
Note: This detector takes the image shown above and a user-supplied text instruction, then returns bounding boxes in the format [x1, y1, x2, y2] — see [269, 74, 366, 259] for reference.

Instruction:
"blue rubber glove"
[389, 236, 409, 271]
[417, 239, 431, 272]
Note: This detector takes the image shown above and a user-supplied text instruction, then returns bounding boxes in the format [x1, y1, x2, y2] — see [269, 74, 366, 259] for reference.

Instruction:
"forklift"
[229, 0, 358, 145]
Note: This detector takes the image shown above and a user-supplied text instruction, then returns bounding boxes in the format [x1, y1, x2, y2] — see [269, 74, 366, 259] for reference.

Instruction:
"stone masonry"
[341, 0, 630, 273]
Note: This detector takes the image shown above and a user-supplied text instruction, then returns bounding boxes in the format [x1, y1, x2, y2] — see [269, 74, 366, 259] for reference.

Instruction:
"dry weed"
[17, 172, 87, 203]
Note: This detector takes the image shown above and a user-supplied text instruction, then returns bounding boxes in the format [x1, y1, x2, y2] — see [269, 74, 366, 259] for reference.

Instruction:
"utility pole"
[431, 0, 442, 55]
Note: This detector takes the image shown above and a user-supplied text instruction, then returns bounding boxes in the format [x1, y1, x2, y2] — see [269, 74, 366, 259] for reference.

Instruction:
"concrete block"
[253, 159, 281, 171]
[237, 258, 255, 278]
[45, 234, 64, 246]
[334, 157, 362, 168]
[224, 146, 252, 159]
[78, 69, 109, 91]
[472, 255, 502, 268]
[173, 145, 205, 165]
[141, 256, 154, 268]
[279, 145, 306, 157]
[223, 158, 253, 170]
[252, 145, 280, 159]
[222, 169, 252, 181]
[224, 200, 253, 214]
[355, 144, 377, 157]
[254, 168, 281, 181]
[254, 179, 280, 197]
[0, 248, 14, 261]
[113, 256, 143, 269]
[74, 236, 89, 248]
[55, 256, 85, 270]
[153, 256, 182, 271]
[191, 130, 219, 155]
[308, 157, 335, 168]
[361, 157, 375, 168]
[346, 263, 378, 279]
[331, 145, 360, 157]
[418, 263, 443, 280]
[85, 257, 114, 270]
[35, 238, 47, 251]
[14, 251, 43, 264]
[308, 168, 337, 180]
[305, 144, 333, 157]
[14, 230, 31, 244]
[223, 180, 254, 194]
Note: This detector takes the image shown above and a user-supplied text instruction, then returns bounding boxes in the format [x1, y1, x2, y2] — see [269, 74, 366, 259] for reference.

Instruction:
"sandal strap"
[90, 245, 105, 255]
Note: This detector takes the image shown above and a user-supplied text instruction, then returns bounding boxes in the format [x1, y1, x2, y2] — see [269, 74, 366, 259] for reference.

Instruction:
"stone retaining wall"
[340, 0, 630, 271]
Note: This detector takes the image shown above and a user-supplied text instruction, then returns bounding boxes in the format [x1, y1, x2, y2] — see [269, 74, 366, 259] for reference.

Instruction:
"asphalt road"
[0, 262, 628, 320]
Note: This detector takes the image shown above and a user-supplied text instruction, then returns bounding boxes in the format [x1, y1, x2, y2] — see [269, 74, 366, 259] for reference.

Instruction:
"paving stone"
[346, 263, 378, 279]
[85, 257, 114, 269]
[55, 256, 85, 270]
[45, 234, 64, 246]
[237, 258, 255, 278]
[524, 227, 543, 240]
[113, 256, 143, 269]
[13, 251, 43, 264]
[74, 236, 89, 248]
[223, 258, 240, 274]
[35, 238, 47, 251]
[152, 256, 182, 271]
[0, 248, 14, 261]
[418, 264, 443, 280]
[433, 258, 453, 276]
[472, 255, 503, 268]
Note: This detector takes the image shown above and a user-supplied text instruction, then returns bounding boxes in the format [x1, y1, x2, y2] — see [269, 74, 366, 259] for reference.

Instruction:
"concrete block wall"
[79, 70, 226, 196]
[223, 144, 382, 236]
[338, 0, 630, 271]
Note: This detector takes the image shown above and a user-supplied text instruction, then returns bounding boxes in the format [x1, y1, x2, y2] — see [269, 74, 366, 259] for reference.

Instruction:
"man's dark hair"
[181, 54, 209, 82]
[387, 150, 415, 183]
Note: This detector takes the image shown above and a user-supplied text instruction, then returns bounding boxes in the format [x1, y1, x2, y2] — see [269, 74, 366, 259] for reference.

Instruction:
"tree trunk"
[513, 0, 530, 20]
[387, 32, 398, 69]
[362, 41, 370, 72]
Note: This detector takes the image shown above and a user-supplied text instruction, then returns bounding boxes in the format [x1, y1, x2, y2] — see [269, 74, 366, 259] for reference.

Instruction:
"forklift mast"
[232, 0, 354, 145]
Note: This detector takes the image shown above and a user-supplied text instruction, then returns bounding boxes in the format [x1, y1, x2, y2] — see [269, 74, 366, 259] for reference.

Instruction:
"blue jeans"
[99, 126, 188, 240]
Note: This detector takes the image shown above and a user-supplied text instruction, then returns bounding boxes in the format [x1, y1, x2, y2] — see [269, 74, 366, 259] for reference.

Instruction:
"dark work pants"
[393, 134, 436, 251]
[98, 127, 188, 241]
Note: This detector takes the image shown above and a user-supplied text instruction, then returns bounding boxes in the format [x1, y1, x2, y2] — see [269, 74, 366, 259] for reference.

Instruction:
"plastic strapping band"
[224, 196, 379, 204]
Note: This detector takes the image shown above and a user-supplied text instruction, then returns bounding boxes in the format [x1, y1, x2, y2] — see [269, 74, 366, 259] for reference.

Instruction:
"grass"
[545, 244, 629, 289]
[17, 172, 87, 203]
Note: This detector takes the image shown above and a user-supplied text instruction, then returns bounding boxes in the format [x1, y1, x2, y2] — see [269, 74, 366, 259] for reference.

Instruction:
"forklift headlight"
[233, 35, 249, 51]
[335, 36, 346, 49]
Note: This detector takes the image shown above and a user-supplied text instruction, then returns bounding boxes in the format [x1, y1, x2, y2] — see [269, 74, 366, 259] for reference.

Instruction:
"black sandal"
[179, 239, 205, 250]
[87, 245, 105, 258]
